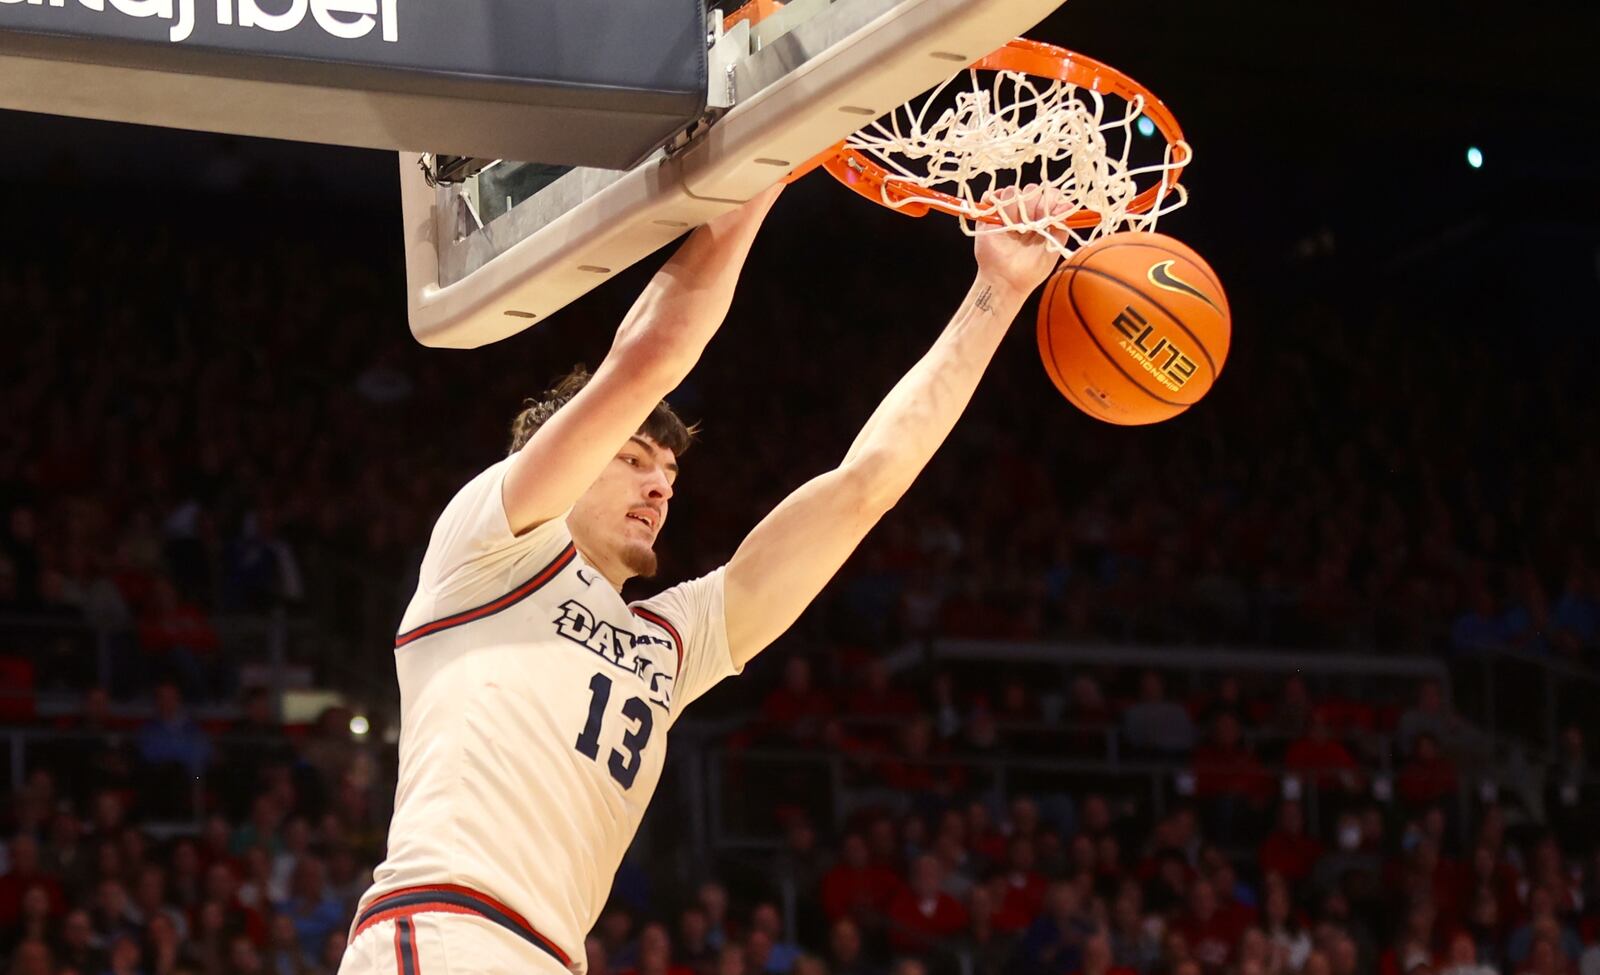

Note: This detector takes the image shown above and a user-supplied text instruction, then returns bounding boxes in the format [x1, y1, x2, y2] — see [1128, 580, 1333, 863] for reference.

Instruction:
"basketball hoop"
[810, 40, 1191, 254]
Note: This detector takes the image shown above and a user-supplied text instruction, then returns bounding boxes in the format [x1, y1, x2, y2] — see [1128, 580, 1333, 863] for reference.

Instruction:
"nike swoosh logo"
[576, 569, 595, 587]
[1148, 260, 1221, 312]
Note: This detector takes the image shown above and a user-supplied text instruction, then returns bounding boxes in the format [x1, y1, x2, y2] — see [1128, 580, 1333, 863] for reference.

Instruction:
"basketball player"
[338, 184, 1066, 974]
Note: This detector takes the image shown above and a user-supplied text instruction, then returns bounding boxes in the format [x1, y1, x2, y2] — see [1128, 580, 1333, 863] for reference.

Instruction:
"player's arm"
[502, 186, 782, 535]
[723, 192, 1066, 667]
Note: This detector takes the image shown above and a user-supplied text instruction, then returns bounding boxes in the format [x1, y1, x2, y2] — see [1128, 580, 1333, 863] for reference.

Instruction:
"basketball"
[1037, 231, 1231, 425]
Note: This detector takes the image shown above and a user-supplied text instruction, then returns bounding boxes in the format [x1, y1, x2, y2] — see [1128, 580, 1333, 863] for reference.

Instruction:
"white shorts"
[337, 885, 574, 975]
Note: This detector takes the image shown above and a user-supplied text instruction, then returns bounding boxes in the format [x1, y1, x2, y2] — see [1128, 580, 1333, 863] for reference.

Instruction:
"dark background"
[3, 2, 1600, 974]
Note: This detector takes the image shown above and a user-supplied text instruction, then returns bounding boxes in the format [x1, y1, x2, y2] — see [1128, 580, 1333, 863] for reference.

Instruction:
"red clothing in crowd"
[138, 603, 219, 655]
[997, 871, 1048, 931]
[759, 684, 833, 748]
[0, 872, 66, 927]
[886, 890, 969, 954]
[1397, 756, 1458, 807]
[1191, 745, 1274, 803]
[622, 965, 697, 975]
[821, 863, 906, 923]
[879, 756, 967, 796]
[1170, 910, 1248, 975]
[1283, 737, 1359, 789]
[970, 829, 1009, 865]
[1258, 831, 1325, 884]
[845, 686, 920, 720]
[1377, 946, 1438, 975]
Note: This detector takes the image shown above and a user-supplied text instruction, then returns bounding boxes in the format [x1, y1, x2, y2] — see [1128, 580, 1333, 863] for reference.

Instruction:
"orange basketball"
[1037, 231, 1231, 425]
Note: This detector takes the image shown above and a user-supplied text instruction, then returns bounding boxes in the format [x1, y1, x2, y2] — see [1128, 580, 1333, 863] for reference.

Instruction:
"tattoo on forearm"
[974, 286, 996, 314]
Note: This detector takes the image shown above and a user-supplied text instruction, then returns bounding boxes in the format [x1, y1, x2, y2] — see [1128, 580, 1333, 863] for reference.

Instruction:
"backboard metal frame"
[403, 0, 1071, 348]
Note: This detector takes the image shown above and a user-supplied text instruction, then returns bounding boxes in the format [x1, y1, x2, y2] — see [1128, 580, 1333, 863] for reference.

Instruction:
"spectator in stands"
[1518, 935, 1567, 975]
[678, 906, 719, 975]
[1506, 886, 1583, 967]
[1396, 735, 1458, 810]
[1551, 562, 1598, 658]
[1580, 941, 1600, 975]
[822, 833, 905, 929]
[1075, 931, 1137, 975]
[229, 931, 268, 974]
[994, 835, 1046, 927]
[131, 863, 186, 942]
[233, 797, 290, 867]
[1230, 928, 1279, 975]
[1269, 676, 1315, 743]
[600, 903, 640, 971]
[296, 705, 360, 816]
[1015, 878, 1095, 975]
[1122, 671, 1197, 756]
[136, 577, 220, 700]
[1451, 584, 1508, 655]
[719, 943, 749, 975]
[1191, 712, 1273, 844]
[1258, 802, 1322, 886]
[1544, 723, 1599, 853]
[1284, 711, 1362, 797]
[147, 910, 186, 974]
[1501, 567, 1554, 656]
[1170, 878, 1244, 975]
[1260, 873, 1311, 972]
[886, 854, 968, 955]
[321, 930, 350, 973]
[761, 657, 833, 747]
[750, 903, 802, 975]
[1201, 851, 1255, 927]
[134, 680, 212, 819]
[880, 717, 966, 806]
[54, 906, 103, 972]
[1439, 930, 1495, 975]
[1397, 680, 1463, 759]
[631, 921, 694, 975]
[1065, 675, 1113, 756]
[89, 878, 141, 947]
[1107, 881, 1160, 974]
[0, 834, 65, 928]
[964, 882, 1019, 975]
[699, 882, 735, 953]
[1, 884, 51, 957]
[846, 660, 920, 724]
[826, 918, 877, 975]
[2, 504, 40, 609]
[7, 938, 53, 975]
[219, 685, 294, 818]
[1378, 900, 1440, 975]
[590, 935, 614, 975]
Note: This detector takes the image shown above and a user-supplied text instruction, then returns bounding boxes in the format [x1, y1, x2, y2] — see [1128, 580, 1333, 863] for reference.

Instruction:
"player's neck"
[575, 545, 629, 592]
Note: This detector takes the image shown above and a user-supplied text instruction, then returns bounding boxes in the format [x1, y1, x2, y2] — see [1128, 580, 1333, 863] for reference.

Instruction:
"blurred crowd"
[1, 177, 1598, 975]
[2, 199, 1598, 708]
[3, 664, 1600, 975]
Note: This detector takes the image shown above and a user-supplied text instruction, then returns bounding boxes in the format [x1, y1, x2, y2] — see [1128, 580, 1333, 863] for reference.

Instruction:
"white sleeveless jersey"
[359, 457, 740, 970]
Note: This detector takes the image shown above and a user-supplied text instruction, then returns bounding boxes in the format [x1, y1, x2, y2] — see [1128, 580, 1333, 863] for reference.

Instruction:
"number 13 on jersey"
[574, 673, 653, 789]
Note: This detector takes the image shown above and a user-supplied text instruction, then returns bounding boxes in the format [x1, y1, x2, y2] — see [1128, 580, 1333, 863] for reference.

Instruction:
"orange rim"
[814, 39, 1189, 228]
[722, 0, 783, 31]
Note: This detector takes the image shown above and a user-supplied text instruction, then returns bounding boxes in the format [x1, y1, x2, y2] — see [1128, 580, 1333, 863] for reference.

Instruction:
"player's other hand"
[972, 185, 1070, 296]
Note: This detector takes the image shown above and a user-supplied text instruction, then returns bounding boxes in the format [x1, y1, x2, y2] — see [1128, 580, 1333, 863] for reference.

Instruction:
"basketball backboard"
[402, 0, 1072, 349]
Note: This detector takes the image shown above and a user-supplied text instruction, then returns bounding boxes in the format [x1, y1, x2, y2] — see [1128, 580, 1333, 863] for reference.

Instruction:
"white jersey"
[359, 457, 741, 970]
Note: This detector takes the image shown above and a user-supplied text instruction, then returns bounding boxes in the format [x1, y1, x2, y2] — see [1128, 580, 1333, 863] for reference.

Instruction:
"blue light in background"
[1466, 146, 1484, 169]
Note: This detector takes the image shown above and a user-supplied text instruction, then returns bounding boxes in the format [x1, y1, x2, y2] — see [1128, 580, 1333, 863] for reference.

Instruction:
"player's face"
[569, 434, 677, 586]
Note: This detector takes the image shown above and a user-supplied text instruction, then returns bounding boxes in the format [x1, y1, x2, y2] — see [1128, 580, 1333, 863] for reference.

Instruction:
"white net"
[842, 67, 1191, 254]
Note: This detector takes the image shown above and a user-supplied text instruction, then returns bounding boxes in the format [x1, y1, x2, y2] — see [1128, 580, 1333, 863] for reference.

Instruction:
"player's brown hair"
[508, 365, 697, 457]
